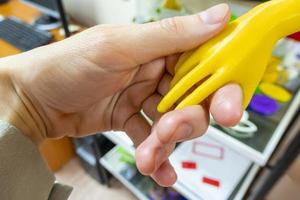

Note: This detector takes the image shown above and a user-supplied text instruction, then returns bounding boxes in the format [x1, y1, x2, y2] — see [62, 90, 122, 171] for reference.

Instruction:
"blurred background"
[0, 0, 300, 200]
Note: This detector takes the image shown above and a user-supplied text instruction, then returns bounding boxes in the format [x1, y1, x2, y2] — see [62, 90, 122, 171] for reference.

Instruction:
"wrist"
[0, 56, 47, 145]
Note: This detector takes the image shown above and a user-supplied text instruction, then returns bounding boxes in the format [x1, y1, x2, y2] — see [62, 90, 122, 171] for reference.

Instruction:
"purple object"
[162, 190, 181, 200]
[249, 94, 279, 116]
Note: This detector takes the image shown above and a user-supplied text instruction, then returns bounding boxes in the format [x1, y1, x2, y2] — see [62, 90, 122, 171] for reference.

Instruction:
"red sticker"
[181, 161, 197, 169]
[202, 176, 220, 187]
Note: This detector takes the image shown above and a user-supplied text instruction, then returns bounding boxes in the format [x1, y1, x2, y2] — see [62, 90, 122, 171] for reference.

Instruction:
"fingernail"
[172, 123, 193, 141]
[199, 4, 229, 24]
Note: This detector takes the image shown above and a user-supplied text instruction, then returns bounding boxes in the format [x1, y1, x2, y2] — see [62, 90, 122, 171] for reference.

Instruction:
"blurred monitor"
[22, 0, 61, 30]
[23, 0, 59, 18]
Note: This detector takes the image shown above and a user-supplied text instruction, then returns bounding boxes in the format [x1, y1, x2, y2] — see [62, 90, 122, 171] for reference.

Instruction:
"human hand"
[0, 4, 243, 186]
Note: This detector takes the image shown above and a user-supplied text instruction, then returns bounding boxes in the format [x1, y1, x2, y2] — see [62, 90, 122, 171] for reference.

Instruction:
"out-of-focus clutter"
[158, 0, 300, 113]
[251, 37, 300, 115]
[62, 0, 137, 26]
[249, 36, 300, 117]
[211, 36, 300, 141]
[62, 0, 259, 26]
[100, 146, 188, 200]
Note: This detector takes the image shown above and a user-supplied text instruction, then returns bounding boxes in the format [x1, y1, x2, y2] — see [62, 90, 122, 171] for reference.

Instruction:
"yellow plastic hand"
[158, 0, 300, 113]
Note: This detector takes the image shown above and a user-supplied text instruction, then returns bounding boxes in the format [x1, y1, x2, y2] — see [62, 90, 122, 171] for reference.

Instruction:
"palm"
[21, 38, 165, 139]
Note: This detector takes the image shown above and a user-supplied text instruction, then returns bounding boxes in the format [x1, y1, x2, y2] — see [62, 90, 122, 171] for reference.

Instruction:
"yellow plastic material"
[162, 0, 182, 11]
[259, 82, 292, 103]
[157, 0, 300, 113]
[262, 57, 281, 83]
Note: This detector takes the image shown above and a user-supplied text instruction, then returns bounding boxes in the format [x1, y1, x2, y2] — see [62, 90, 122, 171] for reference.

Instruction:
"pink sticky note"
[192, 141, 224, 160]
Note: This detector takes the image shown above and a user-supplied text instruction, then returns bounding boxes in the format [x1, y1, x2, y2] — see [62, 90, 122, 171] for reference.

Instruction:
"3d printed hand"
[158, 0, 300, 113]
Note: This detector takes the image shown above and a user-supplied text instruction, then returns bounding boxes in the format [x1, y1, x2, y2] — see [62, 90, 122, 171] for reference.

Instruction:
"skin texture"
[0, 4, 243, 187]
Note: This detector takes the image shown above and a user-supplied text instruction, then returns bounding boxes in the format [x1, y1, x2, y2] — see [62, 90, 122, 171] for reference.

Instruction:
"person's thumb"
[114, 3, 230, 64]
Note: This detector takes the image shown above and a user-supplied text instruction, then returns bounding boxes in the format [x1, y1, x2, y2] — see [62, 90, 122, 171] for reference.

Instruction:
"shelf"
[232, 164, 260, 200]
[100, 146, 187, 200]
[100, 146, 149, 200]
[102, 133, 201, 199]
[102, 138, 259, 200]
[76, 146, 96, 166]
[102, 95, 300, 167]
[170, 134, 259, 200]
[206, 38, 300, 166]
[101, 128, 261, 199]
[171, 164, 260, 200]
[102, 131, 135, 155]
[209, 84, 300, 166]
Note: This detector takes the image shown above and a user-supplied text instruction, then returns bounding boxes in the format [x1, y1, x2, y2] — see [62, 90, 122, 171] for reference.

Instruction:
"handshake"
[1, 0, 300, 187]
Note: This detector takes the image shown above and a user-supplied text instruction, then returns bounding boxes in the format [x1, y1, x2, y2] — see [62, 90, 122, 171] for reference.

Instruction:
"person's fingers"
[125, 114, 176, 187]
[111, 58, 164, 130]
[151, 159, 177, 187]
[91, 4, 230, 67]
[116, 59, 165, 145]
[124, 113, 151, 146]
[209, 83, 243, 127]
[136, 105, 209, 179]
[135, 131, 161, 175]
[133, 3, 230, 64]
[166, 53, 181, 75]
[157, 74, 172, 96]
[119, 60, 166, 145]
[156, 105, 209, 144]
[128, 58, 165, 102]
[136, 128, 176, 174]
[142, 94, 162, 122]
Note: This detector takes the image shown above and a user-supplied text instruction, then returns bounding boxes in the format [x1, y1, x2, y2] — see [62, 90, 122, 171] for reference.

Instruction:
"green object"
[156, 8, 161, 14]
[230, 14, 238, 22]
[255, 86, 262, 94]
[117, 147, 135, 165]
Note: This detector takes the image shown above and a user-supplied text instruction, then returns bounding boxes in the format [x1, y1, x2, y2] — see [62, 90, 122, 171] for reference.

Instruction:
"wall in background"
[63, 0, 136, 26]
[62, 0, 259, 26]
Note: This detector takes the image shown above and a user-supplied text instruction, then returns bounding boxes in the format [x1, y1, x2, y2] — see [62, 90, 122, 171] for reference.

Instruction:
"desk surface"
[0, 0, 63, 57]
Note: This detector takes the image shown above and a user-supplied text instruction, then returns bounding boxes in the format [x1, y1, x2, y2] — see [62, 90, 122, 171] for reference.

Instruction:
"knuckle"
[194, 13, 205, 26]
[159, 17, 184, 35]
[84, 24, 124, 51]
[90, 25, 115, 46]
[84, 25, 135, 66]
